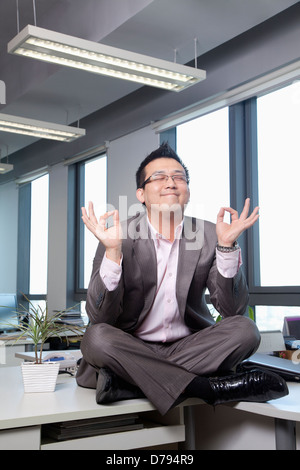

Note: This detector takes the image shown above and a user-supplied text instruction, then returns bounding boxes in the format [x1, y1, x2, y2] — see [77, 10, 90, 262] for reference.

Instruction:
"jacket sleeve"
[204, 223, 249, 318]
[207, 256, 249, 318]
[85, 242, 124, 325]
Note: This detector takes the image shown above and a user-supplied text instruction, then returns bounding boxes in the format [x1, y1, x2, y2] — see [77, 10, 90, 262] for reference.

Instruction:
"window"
[257, 82, 300, 287]
[174, 80, 300, 331]
[256, 305, 300, 331]
[77, 155, 107, 290]
[29, 174, 49, 295]
[17, 173, 49, 311]
[177, 107, 230, 223]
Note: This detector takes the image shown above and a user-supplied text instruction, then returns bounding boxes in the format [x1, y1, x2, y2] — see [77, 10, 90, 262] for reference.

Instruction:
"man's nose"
[164, 175, 177, 187]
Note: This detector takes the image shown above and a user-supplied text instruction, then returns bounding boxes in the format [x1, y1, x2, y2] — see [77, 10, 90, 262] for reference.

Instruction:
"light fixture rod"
[8, 25, 206, 92]
[32, 0, 37, 26]
[16, 0, 20, 33]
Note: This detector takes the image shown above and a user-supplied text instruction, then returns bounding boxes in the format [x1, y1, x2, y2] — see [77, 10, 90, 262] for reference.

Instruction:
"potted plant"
[211, 306, 255, 323]
[2, 294, 84, 393]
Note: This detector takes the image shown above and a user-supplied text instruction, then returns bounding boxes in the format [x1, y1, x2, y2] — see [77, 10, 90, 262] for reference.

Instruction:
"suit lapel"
[131, 214, 157, 316]
[176, 216, 204, 317]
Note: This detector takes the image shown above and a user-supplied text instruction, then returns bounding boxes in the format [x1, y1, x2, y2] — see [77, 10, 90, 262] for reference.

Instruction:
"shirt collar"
[147, 216, 184, 244]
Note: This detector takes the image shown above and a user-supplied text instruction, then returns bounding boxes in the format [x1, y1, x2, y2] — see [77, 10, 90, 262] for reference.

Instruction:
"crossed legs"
[79, 316, 260, 415]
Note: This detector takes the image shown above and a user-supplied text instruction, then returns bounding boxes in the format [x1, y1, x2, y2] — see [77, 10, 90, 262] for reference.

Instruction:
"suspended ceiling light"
[0, 162, 13, 174]
[0, 112, 86, 142]
[8, 25, 206, 92]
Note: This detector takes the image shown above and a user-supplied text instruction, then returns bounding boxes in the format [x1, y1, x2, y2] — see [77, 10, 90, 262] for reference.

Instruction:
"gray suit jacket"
[85, 211, 249, 333]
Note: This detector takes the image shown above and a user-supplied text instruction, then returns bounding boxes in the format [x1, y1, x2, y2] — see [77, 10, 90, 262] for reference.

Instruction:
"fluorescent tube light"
[0, 112, 85, 142]
[8, 25, 206, 92]
[0, 162, 14, 174]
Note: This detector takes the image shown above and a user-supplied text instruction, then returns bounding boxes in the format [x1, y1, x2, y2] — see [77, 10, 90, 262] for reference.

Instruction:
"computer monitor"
[283, 316, 300, 340]
[0, 293, 19, 333]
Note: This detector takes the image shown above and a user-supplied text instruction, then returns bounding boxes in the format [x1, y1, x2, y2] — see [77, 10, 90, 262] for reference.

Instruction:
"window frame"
[17, 177, 49, 306]
[239, 95, 300, 306]
[176, 106, 230, 224]
[75, 160, 86, 297]
[71, 152, 107, 302]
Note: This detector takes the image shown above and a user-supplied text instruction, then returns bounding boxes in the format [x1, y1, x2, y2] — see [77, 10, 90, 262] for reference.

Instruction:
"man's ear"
[136, 188, 145, 204]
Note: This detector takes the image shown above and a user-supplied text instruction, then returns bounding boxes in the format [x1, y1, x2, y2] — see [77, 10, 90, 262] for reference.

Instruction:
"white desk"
[227, 382, 300, 449]
[0, 366, 199, 450]
[189, 382, 300, 450]
[14, 349, 82, 370]
[0, 335, 37, 367]
[0, 333, 83, 367]
[1, 365, 300, 450]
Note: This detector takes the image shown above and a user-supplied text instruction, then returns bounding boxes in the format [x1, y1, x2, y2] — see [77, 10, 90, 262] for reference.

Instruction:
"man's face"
[136, 157, 190, 216]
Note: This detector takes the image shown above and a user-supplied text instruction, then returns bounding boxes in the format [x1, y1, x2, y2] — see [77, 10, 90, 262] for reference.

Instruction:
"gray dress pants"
[78, 315, 260, 415]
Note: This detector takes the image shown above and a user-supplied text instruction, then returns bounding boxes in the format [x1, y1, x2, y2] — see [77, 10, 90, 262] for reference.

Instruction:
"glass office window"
[177, 107, 230, 223]
[29, 174, 49, 295]
[81, 155, 107, 289]
[255, 305, 300, 331]
[257, 82, 300, 286]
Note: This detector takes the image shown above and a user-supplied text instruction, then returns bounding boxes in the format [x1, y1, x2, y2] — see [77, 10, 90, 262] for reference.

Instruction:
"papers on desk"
[257, 330, 286, 354]
[15, 350, 82, 371]
[53, 310, 86, 327]
[43, 352, 78, 370]
[0, 331, 24, 341]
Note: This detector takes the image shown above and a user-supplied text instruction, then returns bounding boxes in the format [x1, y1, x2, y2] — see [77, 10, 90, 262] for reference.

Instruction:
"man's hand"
[81, 201, 122, 264]
[216, 198, 259, 247]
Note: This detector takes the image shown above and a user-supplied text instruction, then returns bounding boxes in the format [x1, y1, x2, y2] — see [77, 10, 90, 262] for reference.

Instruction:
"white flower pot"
[21, 361, 60, 393]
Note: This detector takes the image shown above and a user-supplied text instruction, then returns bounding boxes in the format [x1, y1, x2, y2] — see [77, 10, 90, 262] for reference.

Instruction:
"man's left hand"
[216, 198, 259, 247]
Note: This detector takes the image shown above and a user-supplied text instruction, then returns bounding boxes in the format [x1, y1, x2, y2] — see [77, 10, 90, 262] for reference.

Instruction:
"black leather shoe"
[208, 368, 289, 405]
[96, 367, 145, 404]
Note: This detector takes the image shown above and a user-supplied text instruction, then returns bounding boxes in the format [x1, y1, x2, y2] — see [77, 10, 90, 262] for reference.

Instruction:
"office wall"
[47, 162, 69, 314]
[0, 181, 18, 292]
[107, 126, 159, 214]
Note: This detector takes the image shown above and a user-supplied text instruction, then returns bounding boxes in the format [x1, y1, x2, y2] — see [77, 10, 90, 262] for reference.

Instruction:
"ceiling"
[0, 0, 298, 161]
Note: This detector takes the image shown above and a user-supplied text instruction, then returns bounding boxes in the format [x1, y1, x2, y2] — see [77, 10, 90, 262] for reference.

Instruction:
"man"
[76, 142, 288, 415]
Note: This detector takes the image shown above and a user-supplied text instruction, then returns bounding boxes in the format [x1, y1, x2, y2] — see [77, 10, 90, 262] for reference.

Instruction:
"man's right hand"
[81, 201, 122, 264]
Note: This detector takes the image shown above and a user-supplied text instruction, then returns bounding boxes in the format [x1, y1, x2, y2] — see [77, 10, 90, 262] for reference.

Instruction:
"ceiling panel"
[0, 0, 298, 158]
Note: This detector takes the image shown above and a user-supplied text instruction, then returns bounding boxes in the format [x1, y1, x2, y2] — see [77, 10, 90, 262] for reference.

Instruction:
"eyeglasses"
[141, 172, 188, 188]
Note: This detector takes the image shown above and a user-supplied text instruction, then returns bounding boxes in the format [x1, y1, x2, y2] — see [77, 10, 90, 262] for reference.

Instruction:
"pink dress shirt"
[99, 219, 241, 343]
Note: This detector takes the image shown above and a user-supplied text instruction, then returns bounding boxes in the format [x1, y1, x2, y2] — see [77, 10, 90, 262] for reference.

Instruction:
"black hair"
[135, 142, 190, 189]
